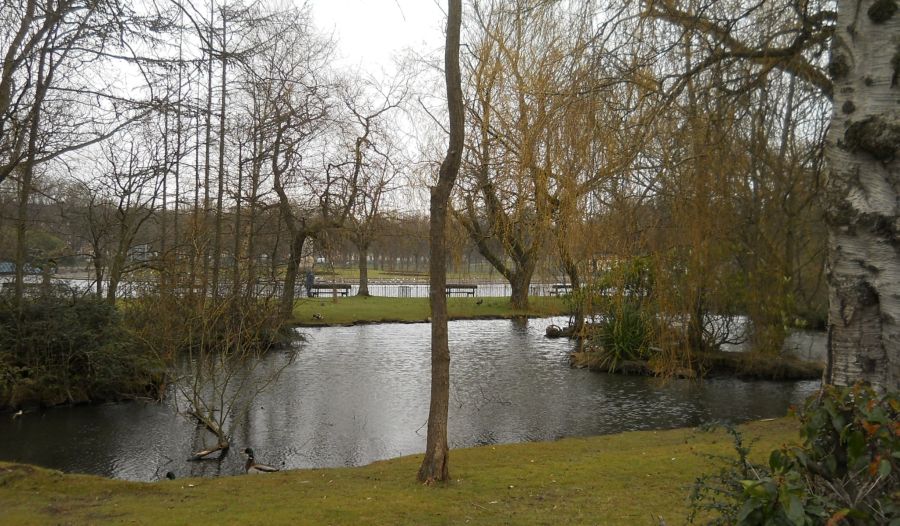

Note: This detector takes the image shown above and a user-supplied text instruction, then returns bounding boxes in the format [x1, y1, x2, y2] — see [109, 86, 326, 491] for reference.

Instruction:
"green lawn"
[291, 295, 568, 326]
[0, 417, 797, 525]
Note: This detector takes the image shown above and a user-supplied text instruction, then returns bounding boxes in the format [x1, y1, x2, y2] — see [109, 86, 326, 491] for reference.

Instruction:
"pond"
[0, 318, 820, 481]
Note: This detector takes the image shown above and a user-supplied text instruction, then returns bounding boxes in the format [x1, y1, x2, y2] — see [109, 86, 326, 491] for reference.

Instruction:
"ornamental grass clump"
[593, 302, 654, 372]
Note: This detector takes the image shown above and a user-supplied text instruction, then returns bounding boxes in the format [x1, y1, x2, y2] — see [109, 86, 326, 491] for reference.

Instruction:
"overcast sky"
[309, 0, 446, 75]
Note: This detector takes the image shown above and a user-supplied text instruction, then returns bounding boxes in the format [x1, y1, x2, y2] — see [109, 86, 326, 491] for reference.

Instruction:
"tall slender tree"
[418, 0, 463, 484]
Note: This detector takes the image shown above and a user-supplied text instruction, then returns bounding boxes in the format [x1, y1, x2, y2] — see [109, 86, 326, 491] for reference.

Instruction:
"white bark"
[825, 0, 900, 391]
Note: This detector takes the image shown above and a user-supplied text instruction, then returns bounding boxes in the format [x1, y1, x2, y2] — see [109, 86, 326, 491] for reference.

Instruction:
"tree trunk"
[509, 272, 531, 310]
[200, 2, 214, 298]
[106, 278, 119, 305]
[280, 232, 306, 319]
[687, 288, 706, 352]
[418, 0, 462, 485]
[231, 148, 243, 300]
[211, 9, 227, 300]
[357, 242, 370, 297]
[93, 257, 104, 297]
[14, 174, 28, 310]
[244, 137, 261, 299]
[824, 1, 899, 391]
[562, 257, 584, 333]
[106, 254, 123, 306]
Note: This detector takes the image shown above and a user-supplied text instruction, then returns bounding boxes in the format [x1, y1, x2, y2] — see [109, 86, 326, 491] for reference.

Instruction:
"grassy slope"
[0, 418, 797, 525]
[291, 296, 568, 326]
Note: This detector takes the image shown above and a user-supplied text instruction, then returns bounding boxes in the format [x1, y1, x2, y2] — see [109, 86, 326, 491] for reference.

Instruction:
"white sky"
[309, 0, 446, 75]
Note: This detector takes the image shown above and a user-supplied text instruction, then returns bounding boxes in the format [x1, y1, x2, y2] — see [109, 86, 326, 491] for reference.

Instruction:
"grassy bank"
[291, 296, 568, 326]
[0, 417, 797, 525]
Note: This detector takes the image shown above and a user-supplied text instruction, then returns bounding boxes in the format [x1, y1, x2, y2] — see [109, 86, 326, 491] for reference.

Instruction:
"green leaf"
[846, 430, 866, 464]
[825, 455, 837, 475]
[769, 449, 786, 472]
[736, 499, 761, 524]
[879, 459, 892, 478]
[785, 495, 806, 525]
[741, 479, 768, 499]
[793, 449, 810, 468]
[868, 406, 888, 424]
[831, 413, 846, 434]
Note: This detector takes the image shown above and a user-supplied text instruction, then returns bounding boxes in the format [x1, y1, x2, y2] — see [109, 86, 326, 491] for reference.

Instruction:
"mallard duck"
[242, 448, 279, 474]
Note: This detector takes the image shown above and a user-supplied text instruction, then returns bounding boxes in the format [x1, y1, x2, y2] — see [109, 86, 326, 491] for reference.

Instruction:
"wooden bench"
[445, 283, 477, 297]
[309, 283, 351, 297]
[549, 284, 572, 296]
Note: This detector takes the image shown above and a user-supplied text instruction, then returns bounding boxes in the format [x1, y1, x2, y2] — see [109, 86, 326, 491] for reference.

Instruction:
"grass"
[0, 417, 799, 525]
[291, 295, 568, 326]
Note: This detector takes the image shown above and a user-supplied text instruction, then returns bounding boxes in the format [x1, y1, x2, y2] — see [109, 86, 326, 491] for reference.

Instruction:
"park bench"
[445, 283, 477, 297]
[309, 283, 351, 297]
[550, 283, 572, 296]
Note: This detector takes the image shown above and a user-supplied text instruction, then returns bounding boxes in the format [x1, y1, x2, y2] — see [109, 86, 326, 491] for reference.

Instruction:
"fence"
[19, 277, 575, 300]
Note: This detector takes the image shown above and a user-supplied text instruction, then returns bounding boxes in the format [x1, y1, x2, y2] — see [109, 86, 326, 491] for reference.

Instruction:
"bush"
[689, 383, 899, 525]
[0, 293, 164, 408]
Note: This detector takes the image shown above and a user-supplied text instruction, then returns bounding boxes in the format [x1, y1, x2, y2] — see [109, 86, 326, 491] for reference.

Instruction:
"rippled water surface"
[0, 318, 820, 480]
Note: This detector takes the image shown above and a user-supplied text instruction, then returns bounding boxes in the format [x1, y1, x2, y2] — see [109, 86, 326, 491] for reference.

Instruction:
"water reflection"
[0, 318, 820, 481]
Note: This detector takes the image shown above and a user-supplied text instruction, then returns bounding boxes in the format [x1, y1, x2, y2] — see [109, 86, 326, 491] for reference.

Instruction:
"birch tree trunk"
[418, 0, 463, 484]
[824, 0, 899, 391]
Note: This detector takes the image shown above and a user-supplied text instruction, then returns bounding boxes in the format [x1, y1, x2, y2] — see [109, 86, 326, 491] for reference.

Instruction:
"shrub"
[689, 383, 899, 525]
[0, 292, 164, 408]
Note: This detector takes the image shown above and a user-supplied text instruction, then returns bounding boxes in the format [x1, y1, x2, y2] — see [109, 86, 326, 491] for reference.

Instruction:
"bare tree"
[89, 130, 163, 304]
[232, 5, 336, 317]
[0, 1, 156, 185]
[418, 0, 463, 485]
[336, 80, 407, 296]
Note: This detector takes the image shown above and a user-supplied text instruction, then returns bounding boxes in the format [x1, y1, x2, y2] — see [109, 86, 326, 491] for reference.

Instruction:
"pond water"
[0, 318, 820, 481]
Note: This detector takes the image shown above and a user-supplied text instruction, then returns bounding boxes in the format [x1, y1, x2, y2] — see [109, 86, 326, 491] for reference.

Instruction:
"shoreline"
[0, 417, 800, 524]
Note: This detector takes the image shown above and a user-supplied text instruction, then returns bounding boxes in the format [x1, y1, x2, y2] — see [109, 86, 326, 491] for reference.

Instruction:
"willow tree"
[458, 0, 593, 309]
[643, 0, 897, 388]
[418, 0, 463, 485]
[454, 2, 545, 309]
[632, 0, 833, 358]
[823, 0, 899, 390]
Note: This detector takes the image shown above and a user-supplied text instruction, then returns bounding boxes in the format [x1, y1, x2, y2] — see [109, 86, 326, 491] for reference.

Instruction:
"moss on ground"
[0, 418, 798, 525]
[291, 296, 568, 326]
